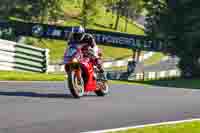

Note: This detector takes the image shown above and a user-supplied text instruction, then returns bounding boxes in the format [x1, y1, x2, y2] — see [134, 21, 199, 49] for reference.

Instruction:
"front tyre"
[68, 70, 84, 98]
[95, 81, 109, 96]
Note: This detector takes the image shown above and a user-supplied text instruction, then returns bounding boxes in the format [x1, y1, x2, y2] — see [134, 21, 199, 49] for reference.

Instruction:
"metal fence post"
[142, 71, 145, 81]
[45, 48, 50, 74]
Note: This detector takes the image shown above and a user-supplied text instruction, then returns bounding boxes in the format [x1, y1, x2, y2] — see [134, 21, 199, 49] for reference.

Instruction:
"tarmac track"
[0, 81, 200, 133]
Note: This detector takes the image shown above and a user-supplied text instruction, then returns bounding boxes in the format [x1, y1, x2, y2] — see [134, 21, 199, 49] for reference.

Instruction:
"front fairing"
[64, 46, 96, 92]
[64, 46, 81, 64]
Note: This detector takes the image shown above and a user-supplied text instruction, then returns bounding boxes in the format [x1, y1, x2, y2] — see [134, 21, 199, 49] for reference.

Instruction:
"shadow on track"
[0, 91, 74, 99]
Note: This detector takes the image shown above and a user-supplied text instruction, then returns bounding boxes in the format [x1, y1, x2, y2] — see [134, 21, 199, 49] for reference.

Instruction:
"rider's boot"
[98, 68, 107, 81]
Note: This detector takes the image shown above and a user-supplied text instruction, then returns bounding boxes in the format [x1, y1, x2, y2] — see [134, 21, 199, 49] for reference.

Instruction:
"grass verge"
[111, 78, 200, 89]
[0, 71, 139, 86]
[0, 71, 64, 81]
[109, 80, 149, 86]
[3, 72, 199, 90]
[25, 38, 134, 63]
[108, 121, 200, 133]
[0, 71, 147, 87]
[0, 71, 144, 86]
[134, 78, 200, 89]
[143, 52, 165, 66]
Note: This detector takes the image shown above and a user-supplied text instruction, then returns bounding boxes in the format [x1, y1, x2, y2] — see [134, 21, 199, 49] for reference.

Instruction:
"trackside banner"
[0, 21, 165, 51]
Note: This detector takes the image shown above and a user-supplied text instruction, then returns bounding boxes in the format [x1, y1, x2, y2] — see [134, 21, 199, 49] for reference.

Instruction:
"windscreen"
[66, 47, 77, 57]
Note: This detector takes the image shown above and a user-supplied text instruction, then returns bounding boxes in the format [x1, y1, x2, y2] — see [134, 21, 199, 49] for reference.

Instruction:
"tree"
[144, 0, 200, 78]
[109, 0, 144, 31]
[0, 0, 63, 23]
[81, 0, 103, 28]
[123, 0, 144, 32]
[114, 0, 122, 30]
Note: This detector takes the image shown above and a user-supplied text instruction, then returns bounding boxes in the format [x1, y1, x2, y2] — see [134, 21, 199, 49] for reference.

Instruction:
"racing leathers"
[68, 33, 105, 74]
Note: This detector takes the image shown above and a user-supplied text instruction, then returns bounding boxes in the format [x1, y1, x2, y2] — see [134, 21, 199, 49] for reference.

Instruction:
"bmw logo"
[32, 25, 44, 37]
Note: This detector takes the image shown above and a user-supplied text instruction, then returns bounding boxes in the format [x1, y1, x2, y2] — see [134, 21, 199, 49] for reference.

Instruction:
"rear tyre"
[95, 81, 109, 96]
[68, 70, 84, 98]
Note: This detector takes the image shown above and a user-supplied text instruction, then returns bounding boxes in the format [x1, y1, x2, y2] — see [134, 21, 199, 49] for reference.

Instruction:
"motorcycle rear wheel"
[95, 81, 109, 96]
[68, 70, 84, 98]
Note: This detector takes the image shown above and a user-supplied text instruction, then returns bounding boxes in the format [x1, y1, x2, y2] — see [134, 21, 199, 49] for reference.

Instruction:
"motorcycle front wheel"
[68, 70, 84, 98]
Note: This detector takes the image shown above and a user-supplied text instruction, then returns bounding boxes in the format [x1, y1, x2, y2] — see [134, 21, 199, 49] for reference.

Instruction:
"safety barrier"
[129, 69, 181, 81]
[48, 52, 155, 72]
[0, 39, 49, 73]
[107, 69, 181, 81]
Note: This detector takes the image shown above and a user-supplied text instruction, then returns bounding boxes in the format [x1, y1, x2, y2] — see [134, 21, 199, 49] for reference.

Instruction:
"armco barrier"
[48, 52, 155, 73]
[0, 39, 49, 73]
[107, 69, 181, 81]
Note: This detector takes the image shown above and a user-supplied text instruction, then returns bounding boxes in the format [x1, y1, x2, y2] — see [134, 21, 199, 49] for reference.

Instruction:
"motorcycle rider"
[66, 26, 107, 80]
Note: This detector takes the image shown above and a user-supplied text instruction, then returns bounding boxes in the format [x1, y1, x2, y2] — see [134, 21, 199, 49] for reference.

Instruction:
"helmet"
[71, 26, 85, 33]
[68, 26, 85, 43]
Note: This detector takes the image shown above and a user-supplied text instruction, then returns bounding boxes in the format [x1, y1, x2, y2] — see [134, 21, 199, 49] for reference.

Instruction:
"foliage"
[143, 0, 200, 78]
[0, 27, 17, 41]
[0, 0, 63, 23]
[107, 0, 144, 30]
[80, 0, 107, 28]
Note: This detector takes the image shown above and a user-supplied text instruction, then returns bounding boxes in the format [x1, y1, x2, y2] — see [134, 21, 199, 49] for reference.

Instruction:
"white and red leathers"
[67, 33, 104, 73]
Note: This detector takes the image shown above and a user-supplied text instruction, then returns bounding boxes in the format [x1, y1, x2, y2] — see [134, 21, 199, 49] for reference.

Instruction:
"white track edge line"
[81, 118, 200, 133]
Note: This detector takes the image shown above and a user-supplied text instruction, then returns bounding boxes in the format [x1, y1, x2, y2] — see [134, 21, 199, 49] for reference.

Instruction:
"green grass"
[25, 38, 66, 64]
[1, 71, 200, 90]
[99, 45, 133, 60]
[135, 78, 200, 89]
[111, 78, 200, 89]
[62, 0, 145, 34]
[0, 71, 147, 86]
[25, 38, 134, 63]
[109, 121, 200, 133]
[105, 66, 127, 71]
[110, 80, 149, 86]
[143, 52, 165, 66]
[0, 71, 64, 81]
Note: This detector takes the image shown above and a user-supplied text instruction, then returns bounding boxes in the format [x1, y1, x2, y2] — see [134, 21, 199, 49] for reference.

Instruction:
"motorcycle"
[64, 44, 109, 98]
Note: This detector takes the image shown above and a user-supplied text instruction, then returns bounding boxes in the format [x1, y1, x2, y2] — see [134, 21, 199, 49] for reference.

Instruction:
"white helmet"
[71, 26, 85, 33]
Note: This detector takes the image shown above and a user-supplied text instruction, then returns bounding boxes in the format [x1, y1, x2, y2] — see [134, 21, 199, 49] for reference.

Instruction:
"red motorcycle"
[64, 45, 109, 98]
